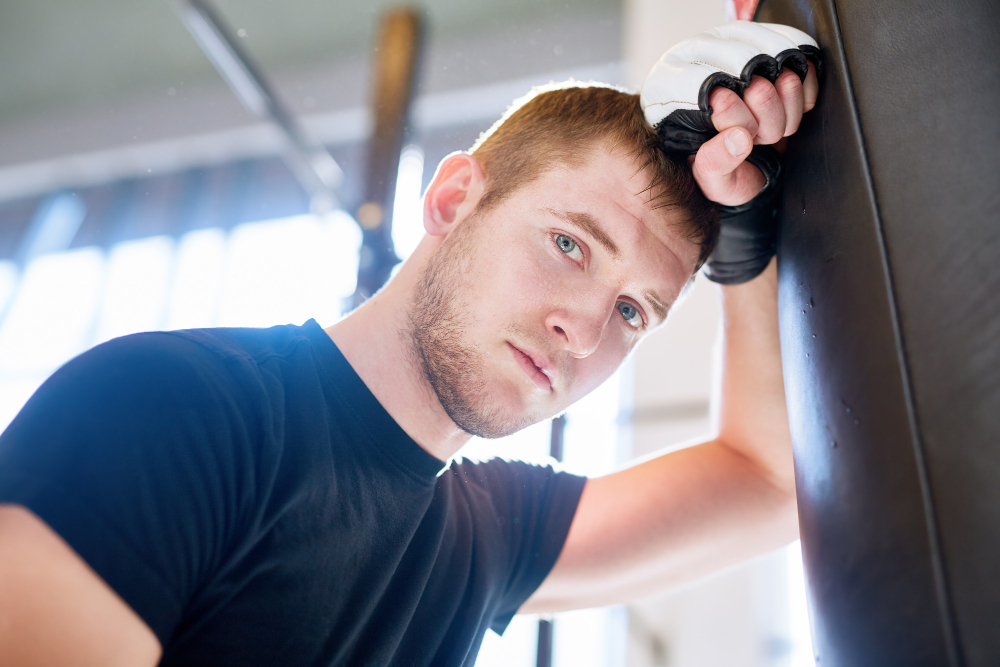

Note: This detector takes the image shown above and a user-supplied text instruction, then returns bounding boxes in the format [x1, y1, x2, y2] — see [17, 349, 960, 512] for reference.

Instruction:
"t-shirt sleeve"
[459, 458, 586, 635]
[0, 332, 256, 646]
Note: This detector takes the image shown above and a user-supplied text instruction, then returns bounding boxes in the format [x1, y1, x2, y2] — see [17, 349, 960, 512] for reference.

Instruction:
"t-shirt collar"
[301, 318, 447, 483]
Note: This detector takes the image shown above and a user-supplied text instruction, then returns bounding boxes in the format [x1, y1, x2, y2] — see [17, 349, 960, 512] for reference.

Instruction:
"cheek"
[479, 242, 562, 316]
[569, 342, 629, 397]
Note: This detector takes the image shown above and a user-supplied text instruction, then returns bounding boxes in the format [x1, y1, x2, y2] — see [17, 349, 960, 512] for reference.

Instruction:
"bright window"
[0, 210, 360, 434]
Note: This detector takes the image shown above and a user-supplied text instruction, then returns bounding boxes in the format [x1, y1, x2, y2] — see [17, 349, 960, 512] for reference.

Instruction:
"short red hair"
[470, 82, 718, 269]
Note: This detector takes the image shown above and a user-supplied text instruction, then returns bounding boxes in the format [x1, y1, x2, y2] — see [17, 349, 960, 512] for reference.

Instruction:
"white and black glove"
[641, 21, 821, 284]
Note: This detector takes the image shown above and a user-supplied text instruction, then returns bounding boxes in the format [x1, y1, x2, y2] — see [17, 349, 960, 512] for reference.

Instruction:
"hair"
[468, 81, 719, 270]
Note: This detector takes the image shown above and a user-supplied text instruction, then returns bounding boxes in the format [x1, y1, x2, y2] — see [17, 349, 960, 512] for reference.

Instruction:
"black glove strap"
[702, 145, 782, 285]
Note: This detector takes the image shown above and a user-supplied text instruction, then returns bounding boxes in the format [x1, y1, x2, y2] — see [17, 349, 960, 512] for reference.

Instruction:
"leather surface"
[643, 22, 820, 155]
[640, 21, 817, 126]
[834, 0, 1000, 664]
[757, 0, 1000, 664]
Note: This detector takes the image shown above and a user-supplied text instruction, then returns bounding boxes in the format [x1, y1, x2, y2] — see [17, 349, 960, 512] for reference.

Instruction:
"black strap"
[702, 146, 782, 284]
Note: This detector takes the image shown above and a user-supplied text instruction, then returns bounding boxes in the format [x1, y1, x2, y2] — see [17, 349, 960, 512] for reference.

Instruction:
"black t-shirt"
[0, 320, 586, 666]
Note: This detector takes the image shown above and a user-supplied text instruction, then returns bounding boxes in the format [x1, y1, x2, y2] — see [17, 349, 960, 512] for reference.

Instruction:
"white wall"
[622, 0, 725, 90]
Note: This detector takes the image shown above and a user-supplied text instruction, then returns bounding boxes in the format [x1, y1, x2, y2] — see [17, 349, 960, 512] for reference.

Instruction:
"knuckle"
[709, 87, 743, 116]
[710, 88, 759, 136]
[694, 148, 726, 180]
[757, 126, 784, 144]
[742, 77, 785, 143]
[744, 77, 780, 108]
[775, 70, 802, 96]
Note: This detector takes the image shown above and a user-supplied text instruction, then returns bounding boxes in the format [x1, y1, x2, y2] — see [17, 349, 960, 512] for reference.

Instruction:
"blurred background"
[0, 0, 814, 665]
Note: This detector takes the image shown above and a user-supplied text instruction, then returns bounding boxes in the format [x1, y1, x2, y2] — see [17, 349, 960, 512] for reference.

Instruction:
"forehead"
[506, 147, 701, 305]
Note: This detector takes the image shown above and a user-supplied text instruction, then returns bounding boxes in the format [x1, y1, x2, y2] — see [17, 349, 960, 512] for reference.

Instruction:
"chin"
[451, 382, 558, 440]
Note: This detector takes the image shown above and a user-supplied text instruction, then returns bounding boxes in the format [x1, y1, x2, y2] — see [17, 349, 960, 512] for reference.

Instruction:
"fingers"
[774, 69, 804, 136]
[709, 87, 759, 137]
[695, 59, 819, 208]
[803, 61, 819, 111]
[691, 127, 767, 206]
[710, 64, 819, 144]
[742, 75, 786, 144]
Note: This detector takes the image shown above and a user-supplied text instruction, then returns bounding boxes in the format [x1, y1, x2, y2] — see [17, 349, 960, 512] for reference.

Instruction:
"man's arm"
[0, 504, 161, 666]
[523, 64, 817, 612]
[0, 332, 250, 663]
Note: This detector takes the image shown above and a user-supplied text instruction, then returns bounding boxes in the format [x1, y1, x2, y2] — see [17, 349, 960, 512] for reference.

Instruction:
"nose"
[544, 299, 610, 358]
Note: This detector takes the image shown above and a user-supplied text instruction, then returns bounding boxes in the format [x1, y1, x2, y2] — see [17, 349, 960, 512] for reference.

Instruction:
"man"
[0, 31, 817, 666]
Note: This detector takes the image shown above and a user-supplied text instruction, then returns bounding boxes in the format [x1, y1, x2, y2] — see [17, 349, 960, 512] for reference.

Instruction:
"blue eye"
[555, 234, 583, 261]
[617, 301, 642, 328]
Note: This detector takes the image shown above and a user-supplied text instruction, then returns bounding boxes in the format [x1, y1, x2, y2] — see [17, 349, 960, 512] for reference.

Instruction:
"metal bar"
[535, 618, 554, 667]
[536, 414, 567, 667]
[352, 7, 424, 305]
[173, 0, 343, 211]
[549, 415, 566, 462]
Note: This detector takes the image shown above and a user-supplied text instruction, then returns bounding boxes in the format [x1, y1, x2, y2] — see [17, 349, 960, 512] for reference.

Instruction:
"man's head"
[470, 82, 718, 268]
[408, 83, 717, 439]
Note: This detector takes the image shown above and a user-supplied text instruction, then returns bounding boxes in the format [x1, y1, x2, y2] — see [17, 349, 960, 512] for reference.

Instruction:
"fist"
[695, 64, 818, 206]
[640, 21, 821, 207]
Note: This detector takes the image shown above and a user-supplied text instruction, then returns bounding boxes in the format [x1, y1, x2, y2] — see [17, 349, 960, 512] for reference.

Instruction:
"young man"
[0, 46, 817, 666]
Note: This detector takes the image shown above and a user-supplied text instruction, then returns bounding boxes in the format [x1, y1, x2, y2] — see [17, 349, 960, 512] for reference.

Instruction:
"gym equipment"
[640, 22, 820, 284]
[352, 8, 423, 304]
[175, 0, 424, 305]
[174, 0, 343, 211]
[753, 0, 1000, 664]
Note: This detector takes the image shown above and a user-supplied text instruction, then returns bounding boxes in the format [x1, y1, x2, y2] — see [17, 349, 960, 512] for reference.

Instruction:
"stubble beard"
[408, 214, 538, 439]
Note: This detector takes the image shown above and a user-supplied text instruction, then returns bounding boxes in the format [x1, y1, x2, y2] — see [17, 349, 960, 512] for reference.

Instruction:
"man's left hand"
[691, 63, 819, 207]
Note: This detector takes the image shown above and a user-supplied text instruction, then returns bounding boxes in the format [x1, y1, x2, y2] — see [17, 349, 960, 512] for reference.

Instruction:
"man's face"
[411, 146, 700, 439]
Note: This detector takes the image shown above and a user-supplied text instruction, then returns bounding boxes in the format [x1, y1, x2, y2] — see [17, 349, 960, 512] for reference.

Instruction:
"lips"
[508, 342, 554, 391]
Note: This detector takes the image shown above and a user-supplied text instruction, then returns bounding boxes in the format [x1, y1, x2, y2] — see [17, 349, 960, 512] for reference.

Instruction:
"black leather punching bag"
[753, 0, 1000, 664]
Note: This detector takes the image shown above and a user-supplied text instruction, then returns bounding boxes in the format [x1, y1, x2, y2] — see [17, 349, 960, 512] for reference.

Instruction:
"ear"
[423, 152, 486, 237]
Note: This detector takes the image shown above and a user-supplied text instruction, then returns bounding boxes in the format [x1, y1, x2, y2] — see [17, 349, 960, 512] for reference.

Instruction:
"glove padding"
[640, 21, 821, 285]
[641, 21, 821, 154]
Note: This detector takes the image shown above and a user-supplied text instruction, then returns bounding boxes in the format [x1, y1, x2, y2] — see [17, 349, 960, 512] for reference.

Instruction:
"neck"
[325, 242, 472, 462]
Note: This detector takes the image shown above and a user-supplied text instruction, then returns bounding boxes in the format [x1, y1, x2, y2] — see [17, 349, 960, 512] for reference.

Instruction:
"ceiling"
[1, 0, 619, 125]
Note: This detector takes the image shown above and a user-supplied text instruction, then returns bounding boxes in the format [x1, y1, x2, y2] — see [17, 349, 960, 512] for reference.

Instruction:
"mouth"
[507, 342, 554, 392]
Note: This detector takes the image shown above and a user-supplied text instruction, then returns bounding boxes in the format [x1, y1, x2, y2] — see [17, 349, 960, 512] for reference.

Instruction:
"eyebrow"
[545, 208, 620, 259]
[643, 289, 670, 322]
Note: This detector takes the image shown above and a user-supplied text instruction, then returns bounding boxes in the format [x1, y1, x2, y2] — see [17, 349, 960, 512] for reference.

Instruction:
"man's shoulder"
[62, 328, 255, 402]
[76, 321, 321, 386]
[17, 321, 327, 437]
[142, 321, 320, 367]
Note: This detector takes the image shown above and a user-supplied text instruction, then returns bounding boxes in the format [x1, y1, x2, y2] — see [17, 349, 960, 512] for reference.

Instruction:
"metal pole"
[536, 414, 566, 667]
[173, 0, 343, 211]
[351, 7, 424, 306]
[536, 618, 554, 667]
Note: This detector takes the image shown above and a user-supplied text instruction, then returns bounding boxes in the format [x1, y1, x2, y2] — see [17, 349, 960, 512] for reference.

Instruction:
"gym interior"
[1, 0, 995, 665]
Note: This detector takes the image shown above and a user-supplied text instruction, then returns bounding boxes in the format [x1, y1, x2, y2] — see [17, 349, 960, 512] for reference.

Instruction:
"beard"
[408, 213, 541, 439]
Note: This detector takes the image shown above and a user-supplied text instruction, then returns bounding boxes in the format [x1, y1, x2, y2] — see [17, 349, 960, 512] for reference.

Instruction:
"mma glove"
[640, 21, 821, 284]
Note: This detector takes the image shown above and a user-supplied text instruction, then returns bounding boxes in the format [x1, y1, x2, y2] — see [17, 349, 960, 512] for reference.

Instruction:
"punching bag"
[755, 0, 1000, 664]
